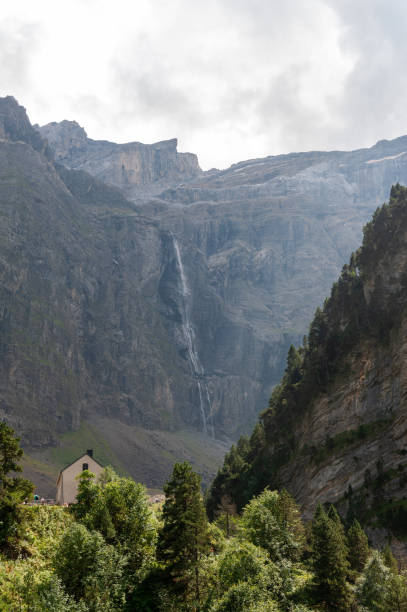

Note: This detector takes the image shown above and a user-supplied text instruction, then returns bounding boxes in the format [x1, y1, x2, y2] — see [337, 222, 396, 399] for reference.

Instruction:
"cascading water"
[172, 236, 213, 435]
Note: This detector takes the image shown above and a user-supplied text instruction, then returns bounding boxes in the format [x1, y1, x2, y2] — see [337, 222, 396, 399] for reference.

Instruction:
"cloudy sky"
[1, 0, 406, 169]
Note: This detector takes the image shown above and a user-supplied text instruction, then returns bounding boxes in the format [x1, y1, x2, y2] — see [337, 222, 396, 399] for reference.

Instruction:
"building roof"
[56, 452, 104, 485]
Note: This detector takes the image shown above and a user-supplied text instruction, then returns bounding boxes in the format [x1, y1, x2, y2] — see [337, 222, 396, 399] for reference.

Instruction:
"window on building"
[82, 463, 88, 471]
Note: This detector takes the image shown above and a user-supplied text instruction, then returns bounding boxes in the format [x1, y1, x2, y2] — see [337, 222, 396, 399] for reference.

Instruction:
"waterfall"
[173, 236, 212, 435]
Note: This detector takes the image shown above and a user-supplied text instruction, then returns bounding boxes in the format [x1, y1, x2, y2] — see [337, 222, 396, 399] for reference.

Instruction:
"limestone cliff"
[38, 120, 201, 197]
[0, 97, 227, 493]
[40, 118, 407, 439]
[207, 184, 407, 548]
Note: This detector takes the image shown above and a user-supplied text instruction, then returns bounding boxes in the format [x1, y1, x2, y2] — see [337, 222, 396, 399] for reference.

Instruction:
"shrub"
[54, 522, 126, 610]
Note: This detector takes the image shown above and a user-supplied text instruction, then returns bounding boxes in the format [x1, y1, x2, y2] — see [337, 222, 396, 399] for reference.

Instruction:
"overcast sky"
[1, 0, 406, 169]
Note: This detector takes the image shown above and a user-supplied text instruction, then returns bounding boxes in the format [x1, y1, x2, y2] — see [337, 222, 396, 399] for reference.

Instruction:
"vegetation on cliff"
[206, 184, 407, 521]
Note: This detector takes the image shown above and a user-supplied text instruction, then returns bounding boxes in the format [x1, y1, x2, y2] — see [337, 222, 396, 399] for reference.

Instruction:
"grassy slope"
[23, 417, 230, 498]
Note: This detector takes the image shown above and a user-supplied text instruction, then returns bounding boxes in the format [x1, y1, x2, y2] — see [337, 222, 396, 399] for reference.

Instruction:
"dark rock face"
[0, 99, 205, 451]
[0, 96, 51, 158]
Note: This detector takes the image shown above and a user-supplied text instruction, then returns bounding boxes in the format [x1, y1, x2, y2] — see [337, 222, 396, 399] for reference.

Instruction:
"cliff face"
[40, 119, 407, 438]
[6, 97, 407, 499]
[207, 185, 407, 549]
[38, 120, 201, 197]
[277, 187, 407, 519]
[0, 98, 228, 493]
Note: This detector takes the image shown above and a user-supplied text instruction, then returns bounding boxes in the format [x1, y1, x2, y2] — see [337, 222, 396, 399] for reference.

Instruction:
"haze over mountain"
[3, 95, 407, 495]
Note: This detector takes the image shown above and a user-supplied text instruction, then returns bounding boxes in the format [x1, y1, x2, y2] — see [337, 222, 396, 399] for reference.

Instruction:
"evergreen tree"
[157, 462, 209, 605]
[0, 421, 34, 552]
[347, 519, 369, 576]
[385, 569, 407, 611]
[355, 550, 389, 611]
[312, 503, 353, 610]
[382, 544, 398, 572]
[285, 345, 302, 383]
[326, 504, 342, 526]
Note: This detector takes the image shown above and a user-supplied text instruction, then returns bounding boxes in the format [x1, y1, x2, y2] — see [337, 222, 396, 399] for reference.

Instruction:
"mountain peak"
[0, 95, 50, 157]
[39, 120, 88, 157]
[37, 121, 201, 197]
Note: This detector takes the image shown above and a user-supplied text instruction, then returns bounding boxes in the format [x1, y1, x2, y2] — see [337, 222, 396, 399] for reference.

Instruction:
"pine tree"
[312, 504, 353, 610]
[285, 345, 302, 383]
[0, 421, 33, 552]
[382, 544, 398, 572]
[347, 519, 369, 575]
[326, 504, 343, 529]
[355, 550, 388, 611]
[157, 462, 209, 605]
[385, 569, 407, 611]
[381, 546, 407, 612]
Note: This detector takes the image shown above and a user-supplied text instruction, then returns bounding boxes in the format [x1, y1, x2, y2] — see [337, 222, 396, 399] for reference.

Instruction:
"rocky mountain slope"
[207, 184, 407, 548]
[0, 96, 227, 494]
[5, 94, 407, 497]
[41, 118, 407, 438]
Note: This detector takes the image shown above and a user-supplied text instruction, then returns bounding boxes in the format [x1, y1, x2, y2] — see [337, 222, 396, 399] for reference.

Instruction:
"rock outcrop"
[38, 120, 201, 197]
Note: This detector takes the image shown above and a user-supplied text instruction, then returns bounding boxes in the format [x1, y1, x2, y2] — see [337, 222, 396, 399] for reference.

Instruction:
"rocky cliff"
[0, 97, 228, 493]
[5, 96, 407, 498]
[38, 118, 407, 439]
[38, 120, 201, 198]
[207, 184, 407, 548]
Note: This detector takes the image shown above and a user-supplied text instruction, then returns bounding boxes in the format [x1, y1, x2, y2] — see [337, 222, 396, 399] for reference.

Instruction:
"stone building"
[56, 449, 104, 505]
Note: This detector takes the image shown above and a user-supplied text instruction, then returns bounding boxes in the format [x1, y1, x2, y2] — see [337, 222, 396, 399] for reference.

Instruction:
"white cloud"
[0, 1, 406, 169]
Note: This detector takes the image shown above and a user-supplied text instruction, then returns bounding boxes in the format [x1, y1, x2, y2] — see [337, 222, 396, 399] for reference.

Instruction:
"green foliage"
[376, 498, 407, 536]
[31, 573, 84, 612]
[311, 504, 353, 610]
[240, 489, 304, 562]
[206, 422, 271, 517]
[157, 462, 210, 603]
[211, 537, 298, 609]
[352, 546, 407, 612]
[0, 563, 76, 612]
[384, 569, 407, 611]
[216, 539, 273, 590]
[73, 468, 157, 586]
[210, 581, 274, 612]
[54, 522, 126, 610]
[0, 507, 76, 611]
[382, 544, 398, 572]
[285, 345, 302, 383]
[347, 519, 369, 576]
[311, 419, 392, 464]
[355, 550, 389, 611]
[0, 421, 34, 553]
[5, 454, 407, 612]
